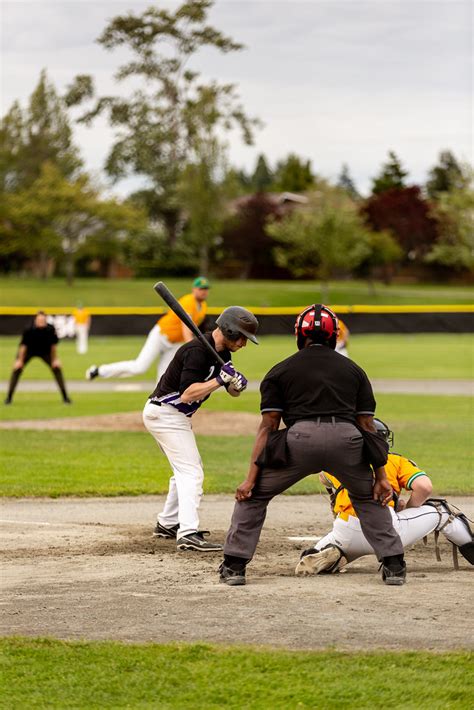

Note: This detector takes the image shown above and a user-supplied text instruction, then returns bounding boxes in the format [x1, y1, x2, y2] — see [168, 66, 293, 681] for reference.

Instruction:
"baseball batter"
[86, 277, 210, 382]
[143, 306, 259, 552]
[296, 418, 474, 575]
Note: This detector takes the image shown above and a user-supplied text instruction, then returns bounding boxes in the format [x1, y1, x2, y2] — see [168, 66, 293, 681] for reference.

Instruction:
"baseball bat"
[153, 281, 226, 367]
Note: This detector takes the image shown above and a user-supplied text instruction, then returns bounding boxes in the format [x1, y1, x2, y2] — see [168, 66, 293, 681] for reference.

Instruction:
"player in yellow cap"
[86, 277, 210, 382]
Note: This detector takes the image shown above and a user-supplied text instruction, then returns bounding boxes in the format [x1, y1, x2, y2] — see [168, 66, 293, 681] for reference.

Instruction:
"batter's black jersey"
[260, 344, 376, 428]
[20, 324, 58, 357]
[149, 333, 232, 417]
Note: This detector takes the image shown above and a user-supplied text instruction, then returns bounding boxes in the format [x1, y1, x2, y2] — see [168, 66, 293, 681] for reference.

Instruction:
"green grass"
[0, 639, 472, 710]
[0, 394, 471, 496]
[1, 333, 473, 381]
[1, 275, 473, 306]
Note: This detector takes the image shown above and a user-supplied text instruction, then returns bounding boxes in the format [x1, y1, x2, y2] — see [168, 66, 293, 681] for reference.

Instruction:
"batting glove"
[231, 371, 248, 392]
[216, 362, 236, 386]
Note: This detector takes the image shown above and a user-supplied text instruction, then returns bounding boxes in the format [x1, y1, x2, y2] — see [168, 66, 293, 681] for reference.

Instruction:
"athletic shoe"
[86, 365, 99, 380]
[295, 545, 346, 576]
[4, 398, 12, 405]
[218, 562, 246, 586]
[177, 531, 223, 552]
[382, 557, 407, 586]
[63, 397, 72, 404]
[153, 522, 179, 539]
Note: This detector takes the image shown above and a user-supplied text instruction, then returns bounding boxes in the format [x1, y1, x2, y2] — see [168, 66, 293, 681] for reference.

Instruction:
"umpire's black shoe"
[218, 562, 246, 586]
[177, 531, 223, 552]
[382, 556, 407, 586]
[153, 522, 179, 539]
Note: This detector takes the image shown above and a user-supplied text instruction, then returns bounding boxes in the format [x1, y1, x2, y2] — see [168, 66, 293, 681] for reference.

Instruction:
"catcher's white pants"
[143, 401, 204, 537]
[316, 506, 471, 562]
[98, 325, 181, 381]
[75, 324, 89, 354]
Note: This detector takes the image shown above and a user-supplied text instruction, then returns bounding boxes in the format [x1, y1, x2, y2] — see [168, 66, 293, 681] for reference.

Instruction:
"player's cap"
[193, 276, 210, 289]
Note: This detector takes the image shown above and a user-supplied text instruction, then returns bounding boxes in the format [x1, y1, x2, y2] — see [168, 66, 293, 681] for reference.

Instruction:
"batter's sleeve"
[178, 347, 216, 394]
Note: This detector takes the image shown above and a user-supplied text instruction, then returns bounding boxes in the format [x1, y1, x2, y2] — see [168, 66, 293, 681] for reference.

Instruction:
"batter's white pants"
[75, 324, 89, 354]
[316, 506, 472, 562]
[143, 401, 204, 537]
[98, 325, 181, 381]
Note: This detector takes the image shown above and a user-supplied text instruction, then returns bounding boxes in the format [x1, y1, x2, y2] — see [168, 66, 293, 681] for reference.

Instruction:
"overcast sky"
[1, 0, 472, 196]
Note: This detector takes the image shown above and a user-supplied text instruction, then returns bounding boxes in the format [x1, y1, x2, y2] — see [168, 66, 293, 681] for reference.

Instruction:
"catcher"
[296, 418, 474, 576]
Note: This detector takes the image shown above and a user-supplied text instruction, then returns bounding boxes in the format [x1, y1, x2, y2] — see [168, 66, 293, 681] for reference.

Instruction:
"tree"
[426, 150, 469, 199]
[0, 70, 82, 193]
[251, 154, 273, 192]
[355, 229, 403, 292]
[0, 163, 146, 282]
[337, 163, 359, 200]
[65, 1, 259, 245]
[220, 193, 284, 278]
[371, 151, 408, 195]
[266, 188, 372, 301]
[273, 154, 314, 193]
[362, 186, 438, 261]
[425, 180, 474, 273]
[177, 137, 231, 273]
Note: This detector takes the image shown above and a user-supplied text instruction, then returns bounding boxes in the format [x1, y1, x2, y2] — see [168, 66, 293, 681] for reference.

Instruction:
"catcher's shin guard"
[423, 498, 474, 568]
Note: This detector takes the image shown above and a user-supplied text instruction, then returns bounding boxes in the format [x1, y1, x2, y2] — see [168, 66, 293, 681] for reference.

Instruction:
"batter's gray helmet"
[216, 306, 259, 344]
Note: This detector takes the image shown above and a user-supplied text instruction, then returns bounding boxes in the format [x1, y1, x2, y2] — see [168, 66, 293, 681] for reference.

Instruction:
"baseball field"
[1, 278, 473, 708]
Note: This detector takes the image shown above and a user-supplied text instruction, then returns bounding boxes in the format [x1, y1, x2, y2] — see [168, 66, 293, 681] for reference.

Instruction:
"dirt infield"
[0, 410, 259, 435]
[2, 495, 472, 651]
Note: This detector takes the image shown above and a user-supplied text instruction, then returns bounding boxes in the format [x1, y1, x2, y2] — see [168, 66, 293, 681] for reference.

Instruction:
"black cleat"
[218, 562, 246, 586]
[63, 397, 72, 404]
[4, 398, 12, 405]
[153, 522, 179, 539]
[86, 366, 99, 380]
[382, 557, 407, 586]
[177, 531, 223, 552]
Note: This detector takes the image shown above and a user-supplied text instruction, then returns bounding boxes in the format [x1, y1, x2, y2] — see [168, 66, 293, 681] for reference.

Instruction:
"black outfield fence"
[0, 306, 472, 336]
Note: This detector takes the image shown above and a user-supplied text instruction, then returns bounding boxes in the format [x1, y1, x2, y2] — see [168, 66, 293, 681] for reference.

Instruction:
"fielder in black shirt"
[4, 311, 71, 404]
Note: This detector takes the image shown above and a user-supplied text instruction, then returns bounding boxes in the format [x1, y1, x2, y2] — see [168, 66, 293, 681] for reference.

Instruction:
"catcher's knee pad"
[458, 541, 474, 565]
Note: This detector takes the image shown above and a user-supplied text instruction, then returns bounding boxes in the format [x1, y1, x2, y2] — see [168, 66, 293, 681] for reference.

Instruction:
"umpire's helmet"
[295, 304, 338, 350]
[216, 306, 259, 344]
[374, 418, 394, 449]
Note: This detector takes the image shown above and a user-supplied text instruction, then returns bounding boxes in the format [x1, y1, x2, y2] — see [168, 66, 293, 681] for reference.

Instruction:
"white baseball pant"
[143, 401, 204, 537]
[98, 325, 181, 381]
[75, 324, 89, 354]
[316, 505, 472, 562]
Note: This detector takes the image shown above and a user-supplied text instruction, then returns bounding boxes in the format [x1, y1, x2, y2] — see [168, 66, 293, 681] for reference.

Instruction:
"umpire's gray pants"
[224, 420, 404, 562]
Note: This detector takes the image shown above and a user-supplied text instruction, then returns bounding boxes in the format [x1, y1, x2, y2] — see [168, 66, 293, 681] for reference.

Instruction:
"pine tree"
[251, 154, 273, 192]
[274, 154, 314, 193]
[371, 151, 408, 195]
[426, 150, 468, 198]
[337, 163, 359, 199]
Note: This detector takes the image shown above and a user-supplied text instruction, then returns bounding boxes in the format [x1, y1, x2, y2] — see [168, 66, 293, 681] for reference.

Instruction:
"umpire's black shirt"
[21, 324, 58, 357]
[260, 345, 376, 427]
[149, 333, 232, 417]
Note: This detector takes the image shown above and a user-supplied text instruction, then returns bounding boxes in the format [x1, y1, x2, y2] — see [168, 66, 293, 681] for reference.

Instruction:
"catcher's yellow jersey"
[157, 293, 207, 343]
[324, 453, 427, 520]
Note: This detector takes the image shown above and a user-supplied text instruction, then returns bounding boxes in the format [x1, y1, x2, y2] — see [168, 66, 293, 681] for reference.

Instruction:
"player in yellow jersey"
[335, 317, 349, 357]
[86, 277, 209, 382]
[72, 303, 91, 354]
[296, 418, 474, 575]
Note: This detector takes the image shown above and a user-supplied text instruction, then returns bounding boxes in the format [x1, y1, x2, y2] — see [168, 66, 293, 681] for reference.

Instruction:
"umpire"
[220, 304, 406, 586]
[4, 311, 71, 404]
